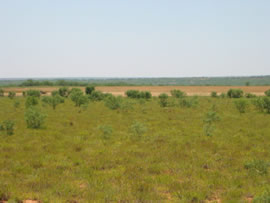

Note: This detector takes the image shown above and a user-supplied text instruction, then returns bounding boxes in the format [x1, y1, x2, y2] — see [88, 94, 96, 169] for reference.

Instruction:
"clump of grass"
[130, 121, 147, 138]
[244, 159, 269, 175]
[98, 125, 113, 140]
[0, 120, 15, 135]
[254, 187, 270, 202]
[234, 99, 249, 113]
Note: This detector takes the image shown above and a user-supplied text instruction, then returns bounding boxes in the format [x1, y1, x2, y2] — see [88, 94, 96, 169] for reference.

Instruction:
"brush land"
[0, 88, 270, 202]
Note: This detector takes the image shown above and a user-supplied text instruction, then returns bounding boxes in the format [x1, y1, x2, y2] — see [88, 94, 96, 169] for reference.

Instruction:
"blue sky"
[0, 0, 269, 78]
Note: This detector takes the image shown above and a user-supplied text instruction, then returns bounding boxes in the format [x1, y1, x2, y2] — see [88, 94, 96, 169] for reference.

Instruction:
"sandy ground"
[2, 86, 270, 96]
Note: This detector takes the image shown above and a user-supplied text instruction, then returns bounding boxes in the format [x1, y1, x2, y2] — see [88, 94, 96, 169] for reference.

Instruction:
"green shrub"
[220, 93, 226, 98]
[252, 97, 265, 112]
[98, 125, 113, 139]
[227, 89, 244, 98]
[26, 90, 41, 97]
[51, 90, 59, 96]
[170, 89, 186, 98]
[203, 110, 220, 136]
[158, 93, 169, 107]
[22, 91, 26, 97]
[234, 99, 249, 113]
[140, 91, 152, 99]
[88, 90, 104, 101]
[8, 92, 16, 99]
[125, 90, 140, 98]
[3, 120, 15, 135]
[25, 107, 46, 129]
[265, 89, 270, 97]
[245, 93, 256, 98]
[263, 97, 270, 113]
[25, 96, 39, 108]
[13, 100, 20, 109]
[179, 96, 198, 108]
[211, 91, 218, 98]
[244, 159, 269, 175]
[85, 86, 95, 95]
[58, 87, 69, 97]
[104, 95, 122, 110]
[130, 121, 147, 138]
[70, 88, 88, 107]
[42, 95, 64, 110]
[254, 187, 270, 202]
[0, 88, 4, 97]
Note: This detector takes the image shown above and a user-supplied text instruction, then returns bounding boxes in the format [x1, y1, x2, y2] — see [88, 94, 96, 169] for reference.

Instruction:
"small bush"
[51, 90, 59, 96]
[25, 107, 46, 129]
[252, 97, 265, 112]
[158, 93, 169, 107]
[88, 90, 104, 101]
[220, 93, 226, 98]
[254, 187, 270, 202]
[25, 96, 39, 108]
[244, 159, 269, 175]
[3, 120, 15, 135]
[8, 92, 16, 99]
[211, 91, 218, 98]
[105, 95, 122, 110]
[85, 86, 95, 95]
[227, 89, 244, 98]
[179, 96, 198, 108]
[245, 93, 256, 98]
[130, 121, 147, 138]
[13, 100, 20, 109]
[70, 88, 88, 107]
[265, 89, 270, 97]
[203, 110, 220, 136]
[234, 99, 249, 113]
[58, 87, 69, 97]
[42, 95, 64, 109]
[98, 125, 113, 139]
[26, 90, 41, 97]
[170, 90, 186, 98]
[126, 90, 152, 99]
[0, 88, 4, 97]
[263, 97, 270, 113]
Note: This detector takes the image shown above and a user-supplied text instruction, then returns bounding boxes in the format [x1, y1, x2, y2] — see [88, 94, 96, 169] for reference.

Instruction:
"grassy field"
[0, 93, 270, 202]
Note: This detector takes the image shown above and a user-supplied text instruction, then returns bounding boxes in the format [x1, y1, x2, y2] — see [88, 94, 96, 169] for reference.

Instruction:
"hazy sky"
[0, 0, 269, 78]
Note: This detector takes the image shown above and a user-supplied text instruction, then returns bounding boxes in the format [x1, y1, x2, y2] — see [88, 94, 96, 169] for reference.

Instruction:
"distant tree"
[26, 90, 41, 97]
[58, 87, 69, 97]
[8, 91, 16, 99]
[234, 99, 249, 113]
[265, 89, 270, 97]
[42, 95, 64, 110]
[25, 96, 39, 108]
[51, 90, 60, 96]
[170, 89, 186, 98]
[227, 89, 244, 98]
[70, 88, 88, 107]
[85, 86, 95, 95]
[245, 81, 250, 86]
[158, 93, 169, 107]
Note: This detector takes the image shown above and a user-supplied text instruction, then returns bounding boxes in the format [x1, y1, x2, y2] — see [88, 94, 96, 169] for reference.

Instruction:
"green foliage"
[0, 88, 4, 97]
[265, 89, 270, 97]
[244, 160, 269, 175]
[203, 110, 220, 136]
[98, 125, 113, 139]
[8, 92, 16, 99]
[51, 90, 59, 96]
[245, 93, 256, 98]
[104, 95, 122, 110]
[130, 121, 147, 138]
[125, 90, 152, 99]
[263, 97, 270, 113]
[211, 91, 218, 98]
[58, 87, 69, 97]
[227, 89, 244, 98]
[234, 99, 249, 113]
[88, 90, 105, 101]
[25, 96, 39, 108]
[158, 93, 169, 107]
[13, 100, 20, 109]
[69, 88, 88, 107]
[26, 90, 41, 97]
[179, 96, 199, 108]
[1, 120, 15, 135]
[42, 95, 64, 110]
[220, 93, 226, 98]
[254, 187, 270, 202]
[170, 89, 186, 98]
[252, 97, 265, 112]
[85, 86, 95, 95]
[24, 107, 46, 129]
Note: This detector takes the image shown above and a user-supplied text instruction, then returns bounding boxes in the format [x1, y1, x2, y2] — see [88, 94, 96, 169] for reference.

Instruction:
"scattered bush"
[234, 99, 249, 113]
[211, 91, 218, 98]
[22, 91, 26, 97]
[98, 125, 113, 139]
[265, 89, 270, 97]
[25, 96, 39, 108]
[26, 90, 41, 97]
[51, 90, 59, 96]
[130, 121, 147, 138]
[42, 95, 64, 109]
[25, 107, 46, 129]
[125, 90, 152, 99]
[158, 93, 169, 107]
[0, 88, 4, 97]
[179, 96, 198, 108]
[170, 89, 186, 98]
[13, 100, 20, 109]
[227, 89, 244, 98]
[220, 93, 226, 98]
[88, 90, 105, 101]
[244, 159, 269, 175]
[203, 110, 220, 136]
[85, 86, 95, 95]
[104, 95, 122, 110]
[70, 88, 88, 107]
[58, 87, 69, 97]
[3, 120, 15, 135]
[245, 93, 256, 98]
[8, 92, 16, 99]
[252, 97, 265, 112]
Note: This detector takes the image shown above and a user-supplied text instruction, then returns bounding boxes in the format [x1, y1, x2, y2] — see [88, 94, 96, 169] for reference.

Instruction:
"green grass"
[0, 96, 270, 202]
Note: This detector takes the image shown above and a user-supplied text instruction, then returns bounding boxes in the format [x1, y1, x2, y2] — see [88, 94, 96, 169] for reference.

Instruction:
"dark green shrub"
[25, 96, 39, 108]
[85, 86, 95, 95]
[70, 88, 88, 107]
[58, 87, 69, 97]
[252, 97, 265, 112]
[234, 99, 249, 113]
[25, 107, 46, 129]
[245, 93, 256, 98]
[170, 89, 186, 98]
[244, 159, 269, 175]
[88, 90, 104, 101]
[125, 90, 141, 98]
[8, 92, 16, 99]
[227, 89, 244, 98]
[3, 120, 15, 135]
[26, 90, 40, 97]
[265, 89, 270, 97]
[104, 95, 122, 110]
[22, 91, 26, 97]
[211, 91, 218, 98]
[139, 91, 152, 99]
[0, 88, 4, 97]
[158, 93, 169, 107]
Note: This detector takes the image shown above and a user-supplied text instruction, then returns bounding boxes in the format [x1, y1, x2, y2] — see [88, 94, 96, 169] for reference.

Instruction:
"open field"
[1, 91, 270, 202]
[2, 85, 270, 96]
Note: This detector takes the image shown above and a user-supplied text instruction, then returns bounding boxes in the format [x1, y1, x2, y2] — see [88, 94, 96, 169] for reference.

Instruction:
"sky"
[0, 0, 269, 78]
